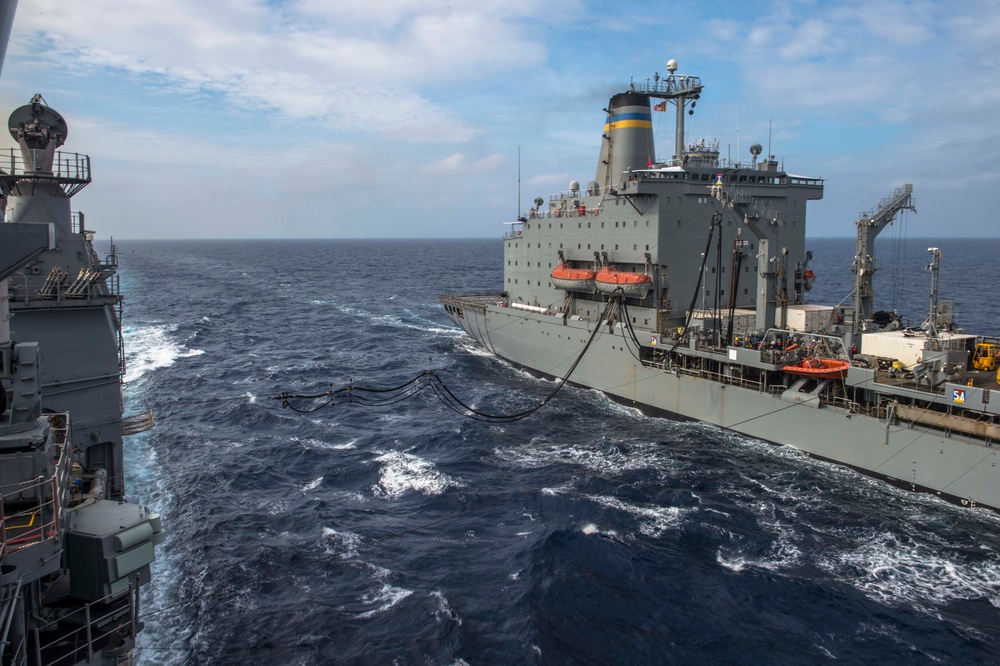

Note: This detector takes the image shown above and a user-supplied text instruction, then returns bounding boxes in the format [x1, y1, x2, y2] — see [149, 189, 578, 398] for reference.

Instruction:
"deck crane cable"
[275, 293, 623, 422]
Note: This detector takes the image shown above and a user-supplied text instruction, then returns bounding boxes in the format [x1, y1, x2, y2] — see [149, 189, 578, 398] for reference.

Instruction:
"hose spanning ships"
[0, 4, 165, 660]
[442, 60, 1000, 512]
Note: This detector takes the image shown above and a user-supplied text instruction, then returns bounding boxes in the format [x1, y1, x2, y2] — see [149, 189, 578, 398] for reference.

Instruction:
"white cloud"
[12, 0, 558, 140]
[3, 0, 998, 239]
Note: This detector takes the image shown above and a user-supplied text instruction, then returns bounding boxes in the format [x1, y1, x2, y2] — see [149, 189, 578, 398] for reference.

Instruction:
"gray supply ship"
[0, 2, 165, 663]
[442, 60, 1000, 512]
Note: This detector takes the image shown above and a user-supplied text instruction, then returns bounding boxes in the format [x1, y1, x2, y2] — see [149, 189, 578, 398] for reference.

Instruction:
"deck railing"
[0, 416, 70, 555]
[1, 149, 91, 196]
[6, 269, 119, 304]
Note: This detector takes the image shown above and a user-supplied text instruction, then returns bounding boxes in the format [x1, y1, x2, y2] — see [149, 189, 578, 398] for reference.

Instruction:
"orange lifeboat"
[782, 356, 850, 380]
[594, 267, 652, 298]
[550, 264, 596, 293]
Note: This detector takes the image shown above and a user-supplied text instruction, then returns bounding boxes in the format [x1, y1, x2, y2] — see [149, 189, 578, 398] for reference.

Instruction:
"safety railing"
[6, 269, 119, 304]
[0, 576, 26, 666]
[0, 417, 70, 555]
[1, 149, 91, 196]
[31, 583, 138, 666]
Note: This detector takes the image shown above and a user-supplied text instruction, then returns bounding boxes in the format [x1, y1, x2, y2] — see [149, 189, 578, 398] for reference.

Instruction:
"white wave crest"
[122, 324, 204, 383]
[371, 450, 463, 499]
[493, 439, 669, 476]
[431, 590, 462, 626]
[588, 494, 689, 537]
[295, 437, 357, 451]
[581, 523, 619, 537]
[302, 476, 323, 493]
[354, 565, 413, 619]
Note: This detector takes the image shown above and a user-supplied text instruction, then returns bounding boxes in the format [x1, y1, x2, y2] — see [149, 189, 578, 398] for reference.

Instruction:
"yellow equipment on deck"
[972, 343, 999, 371]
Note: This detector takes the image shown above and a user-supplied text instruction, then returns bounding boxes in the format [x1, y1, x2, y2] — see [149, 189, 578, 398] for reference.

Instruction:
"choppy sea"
[117, 236, 1000, 665]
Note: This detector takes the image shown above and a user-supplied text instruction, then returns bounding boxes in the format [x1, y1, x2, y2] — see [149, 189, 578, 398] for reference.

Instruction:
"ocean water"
[116, 237, 1000, 665]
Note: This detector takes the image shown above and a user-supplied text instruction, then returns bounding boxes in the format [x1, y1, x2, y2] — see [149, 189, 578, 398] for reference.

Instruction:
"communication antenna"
[735, 108, 740, 166]
[767, 119, 772, 163]
[517, 146, 521, 220]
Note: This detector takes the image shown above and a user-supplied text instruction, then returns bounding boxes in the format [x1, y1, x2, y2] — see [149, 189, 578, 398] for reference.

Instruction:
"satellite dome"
[569, 180, 580, 192]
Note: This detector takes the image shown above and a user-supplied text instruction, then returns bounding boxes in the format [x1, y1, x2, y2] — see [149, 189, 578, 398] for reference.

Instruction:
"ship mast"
[660, 59, 703, 165]
[925, 247, 941, 337]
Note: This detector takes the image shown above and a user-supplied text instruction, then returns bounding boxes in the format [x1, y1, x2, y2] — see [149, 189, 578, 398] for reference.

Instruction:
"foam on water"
[293, 437, 357, 451]
[454, 337, 498, 357]
[431, 590, 463, 626]
[123, 324, 204, 383]
[818, 528, 1000, 609]
[320, 527, 364, 559]
[588, 494, 690, 538]
[337, 303, 465, 339]
[580, 523, 619, 538]
[352, 564, 414, 619]
[493, 439, 669, 477]
[370, 450, 463, 499]
[301, 476, 323, 493]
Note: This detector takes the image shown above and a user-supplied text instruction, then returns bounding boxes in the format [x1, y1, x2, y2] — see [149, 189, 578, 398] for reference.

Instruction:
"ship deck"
[873, 367, 998, 393]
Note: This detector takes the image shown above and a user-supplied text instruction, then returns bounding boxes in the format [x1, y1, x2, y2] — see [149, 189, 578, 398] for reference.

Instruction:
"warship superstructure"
[0, 7, 165, 661]
[442, 60, 1000, 511]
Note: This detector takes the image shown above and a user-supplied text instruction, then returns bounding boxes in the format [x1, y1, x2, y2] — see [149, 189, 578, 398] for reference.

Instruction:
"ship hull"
[446, 301, 1000, 512]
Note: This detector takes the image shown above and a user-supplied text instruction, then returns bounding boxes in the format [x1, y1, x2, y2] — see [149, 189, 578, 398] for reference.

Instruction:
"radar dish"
[666, 59, 678, 73]
[9, 95, 68, 148]
[534, 197, 544, 208]
[750, 143, 762, 157]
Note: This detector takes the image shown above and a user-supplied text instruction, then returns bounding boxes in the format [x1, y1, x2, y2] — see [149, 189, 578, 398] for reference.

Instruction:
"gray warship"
[442, 60, 1000, 512]
[0, 3, 165, 662]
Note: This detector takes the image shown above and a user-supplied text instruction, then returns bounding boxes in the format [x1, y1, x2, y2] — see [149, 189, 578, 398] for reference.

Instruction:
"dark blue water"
[117, 237, 1000, 665]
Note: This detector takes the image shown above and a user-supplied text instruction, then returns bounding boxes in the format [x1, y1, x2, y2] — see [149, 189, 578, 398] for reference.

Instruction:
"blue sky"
[1, 0, 997, 239]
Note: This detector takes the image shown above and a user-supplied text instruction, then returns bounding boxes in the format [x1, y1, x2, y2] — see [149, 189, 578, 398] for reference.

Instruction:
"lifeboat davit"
[550, 264, 596, 293]
[594, 267, 652, 299]
[782, 356, 850, 380]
